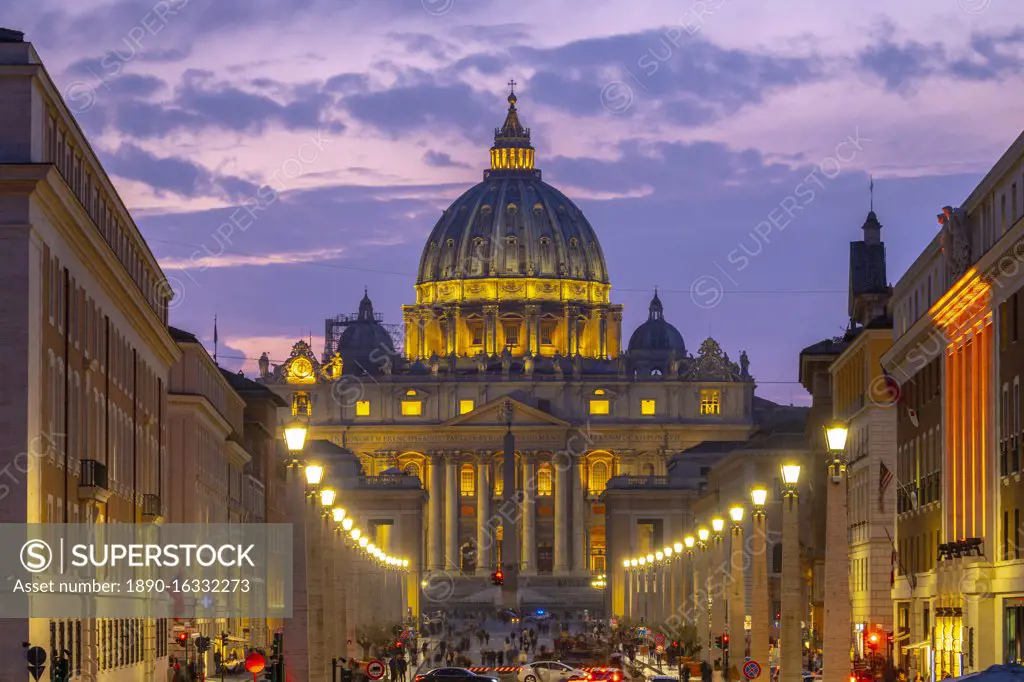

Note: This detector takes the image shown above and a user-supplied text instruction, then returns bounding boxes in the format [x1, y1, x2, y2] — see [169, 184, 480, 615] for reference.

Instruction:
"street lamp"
[750, 486, 770, 675]
[780, 464, 802, 682]
[728, 505, 745, 672]
[822, 422, 850, 682]
[697, 527, 710, 544]
[711, 516, 725, 536]
[320, 488, 337, 513]
[332, 507, 346, 523]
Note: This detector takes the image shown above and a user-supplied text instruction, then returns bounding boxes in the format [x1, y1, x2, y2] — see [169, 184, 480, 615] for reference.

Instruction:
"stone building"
[0, 29, 178, 681]
[884, 128, 1024, 677]
[829, 208, 897, 664]
[259, 87, 795, 619]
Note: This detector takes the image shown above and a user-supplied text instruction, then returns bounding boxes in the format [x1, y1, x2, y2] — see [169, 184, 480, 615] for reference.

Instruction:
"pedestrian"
[167, 658, 178, 682]
[389, 655, 399, 682]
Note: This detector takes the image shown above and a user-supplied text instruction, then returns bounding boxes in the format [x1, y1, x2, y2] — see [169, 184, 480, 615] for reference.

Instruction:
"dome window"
[446, 239, 455, 247]
[533, 203, 544, 215]
[481, 205, 492, 215]
[507, 203, 518, 214]
[569, 238, 579, 247]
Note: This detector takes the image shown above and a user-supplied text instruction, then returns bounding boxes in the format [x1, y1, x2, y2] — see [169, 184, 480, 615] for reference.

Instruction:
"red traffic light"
[723, 635, 729, 643]
[177, 632, 188, 646]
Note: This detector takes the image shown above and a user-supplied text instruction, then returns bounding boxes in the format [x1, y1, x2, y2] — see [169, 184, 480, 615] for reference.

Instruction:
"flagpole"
[214, 315, 219, 365]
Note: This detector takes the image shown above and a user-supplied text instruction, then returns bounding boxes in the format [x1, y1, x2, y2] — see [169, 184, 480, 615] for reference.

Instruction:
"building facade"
[885, 129, 1024, 678]
[0, 29, 178, 681]
[258, 89, 765, 618]
[829, 209, 897, 663]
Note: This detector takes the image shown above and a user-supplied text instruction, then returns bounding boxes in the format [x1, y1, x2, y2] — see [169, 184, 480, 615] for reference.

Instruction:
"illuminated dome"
[405, 83, 622, 362]
[416, 86, 609, 285]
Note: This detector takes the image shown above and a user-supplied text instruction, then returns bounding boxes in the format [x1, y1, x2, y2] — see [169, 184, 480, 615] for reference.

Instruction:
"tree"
[356, 624, 398, 659]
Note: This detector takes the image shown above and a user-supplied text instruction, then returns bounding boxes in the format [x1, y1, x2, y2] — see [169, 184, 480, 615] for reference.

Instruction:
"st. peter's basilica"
[257, 86, 802, 617]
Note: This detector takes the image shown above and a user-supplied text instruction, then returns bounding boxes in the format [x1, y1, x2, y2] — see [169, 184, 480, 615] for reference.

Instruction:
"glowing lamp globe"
[284, 420, 307, 453]
[697, 528, 710, 542]
[781, 464, 802, 486]
[305, 464, 324, 486]
[824, 424, 849, 452]
[711, 517, 725, 533]
[320, 488, 336, 507]
[751, 487, 768, 507]
[729, 505, 744, 523]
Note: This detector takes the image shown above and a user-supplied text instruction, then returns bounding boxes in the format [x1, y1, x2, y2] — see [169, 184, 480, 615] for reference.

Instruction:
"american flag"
[879, 461, 894, 512]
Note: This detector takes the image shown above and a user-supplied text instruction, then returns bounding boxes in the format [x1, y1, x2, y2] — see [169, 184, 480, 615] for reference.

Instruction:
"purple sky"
[11, 0, 1024, 405]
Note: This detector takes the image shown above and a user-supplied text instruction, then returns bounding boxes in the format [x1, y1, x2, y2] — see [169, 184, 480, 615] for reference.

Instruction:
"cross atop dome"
[489, 81, 536, 175]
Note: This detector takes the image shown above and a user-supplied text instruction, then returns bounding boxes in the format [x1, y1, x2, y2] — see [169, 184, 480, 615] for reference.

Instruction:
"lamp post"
[728, 504, 745, 672]
[750, 487, 770, 678]
[282, 416, 309, 682]
[710, 516, 726, 676]
[630, 559, 639, 620]
[780, 464, 802, 682]
[697, 527, 710, 664]
[821, 424, 850, 682]
[683, 536, 695, 629]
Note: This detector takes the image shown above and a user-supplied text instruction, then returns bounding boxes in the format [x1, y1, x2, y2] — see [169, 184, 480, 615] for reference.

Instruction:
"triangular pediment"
[443, 397, 569, 428]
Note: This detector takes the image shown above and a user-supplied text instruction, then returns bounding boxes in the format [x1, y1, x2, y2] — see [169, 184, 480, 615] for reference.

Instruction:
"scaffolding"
[322, 312, 404, 363]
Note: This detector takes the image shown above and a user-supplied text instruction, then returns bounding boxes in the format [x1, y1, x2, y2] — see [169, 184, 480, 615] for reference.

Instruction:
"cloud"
[856, 26, 1024, 93]
[342, 80, 495, 138]
[160, 246, 347, 271]
[423, 150, 471, 168]
[102, 142, 258, 199]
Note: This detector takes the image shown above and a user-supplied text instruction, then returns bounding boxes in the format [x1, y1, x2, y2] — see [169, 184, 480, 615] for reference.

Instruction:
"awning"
[902, 641, 930, 651]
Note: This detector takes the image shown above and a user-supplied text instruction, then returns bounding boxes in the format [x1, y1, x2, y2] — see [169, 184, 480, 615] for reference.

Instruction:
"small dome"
[628, 291, 686, 353]
[338, 290, 395, 373]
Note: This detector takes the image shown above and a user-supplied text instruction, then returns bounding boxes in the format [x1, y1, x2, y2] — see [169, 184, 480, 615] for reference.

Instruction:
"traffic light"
[714, 635, 723, 649]
[196, 636, 211, 654]
[865, 630, 880, 652]
[722, 634, 729, 651]
[177, 632, 188, 648]
[53, 658, 70, 682]
[221, 632, 229, 648]
[491, 569, 504, 586]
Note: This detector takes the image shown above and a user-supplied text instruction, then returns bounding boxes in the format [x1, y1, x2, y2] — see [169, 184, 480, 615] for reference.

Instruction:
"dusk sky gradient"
[9, 0, 1024, 405]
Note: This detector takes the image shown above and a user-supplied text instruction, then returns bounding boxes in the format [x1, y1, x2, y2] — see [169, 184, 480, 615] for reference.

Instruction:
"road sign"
[653, 633, 666, 646]
[245, 652, 266, 673]
[743, 661, 762, 680]
[367, 659, 386, 680]
[26, 646, 47, 682]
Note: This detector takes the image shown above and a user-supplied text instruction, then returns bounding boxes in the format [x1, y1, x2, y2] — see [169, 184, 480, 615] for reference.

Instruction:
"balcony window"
[640, 399, 656, 416]
[589, 400, 610, 415]
[537, 463, 553, 496]
[460, 463, 475, 496]
[540, 323, 554, 346]
[400, 400, 422, 416]
[589, 460, 610, 495]
[459, 399, 475, 415]
[503, 322, 520, 347]
[355, 400, 370, 417]
[700, 389, 721, 415]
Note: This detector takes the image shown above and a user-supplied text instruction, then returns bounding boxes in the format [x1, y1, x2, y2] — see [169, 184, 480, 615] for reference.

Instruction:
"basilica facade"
[259, 88, 763, 614]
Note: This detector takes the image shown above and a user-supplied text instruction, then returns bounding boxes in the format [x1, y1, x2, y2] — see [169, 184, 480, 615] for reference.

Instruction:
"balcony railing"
[358, 475, 422, 489]
[142, 494, 162, 519]
[80, 459, 108, 489]
[605, 475, 679, 489]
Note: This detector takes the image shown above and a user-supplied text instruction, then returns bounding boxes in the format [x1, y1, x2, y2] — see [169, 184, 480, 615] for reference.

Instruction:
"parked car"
[416, 669, 500, 682]
[518, 661, 588, 682]
[587, 669, 625, 682]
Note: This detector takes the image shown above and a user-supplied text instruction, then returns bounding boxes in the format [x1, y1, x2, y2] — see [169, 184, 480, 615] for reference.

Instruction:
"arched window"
[643, 462, 655, 477]
[589, 461, 610, 495]
[537, 463, 553, 496]
[772, 543, 783, 573]
[461, 463, 475, 497]
[404, 463, 421, 481]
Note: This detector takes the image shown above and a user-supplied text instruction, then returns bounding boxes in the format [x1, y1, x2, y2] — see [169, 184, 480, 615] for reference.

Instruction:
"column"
[729, 523, 745, 672]
[306, 495, 325, 681]
[822, 471, 851, 682]
[322, 518, 338, 682]
[626, 569, 633, 620]
[572, 455, 587, 573]
[599, 310, 608, 358]
[711, 536, 726, 671]
[696, 549, 710, 664]
[445, 453, 460, 571]
[750, 512, 770, 677]
[427, 452, 443, 570]
[476, 454, 492, 575]
[781, 493, 802, 682]
[334, 530, 348, 663]
[522, 453, 537, 574]
[283, 467, 311, 682]
[554, 454, 571, 573]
